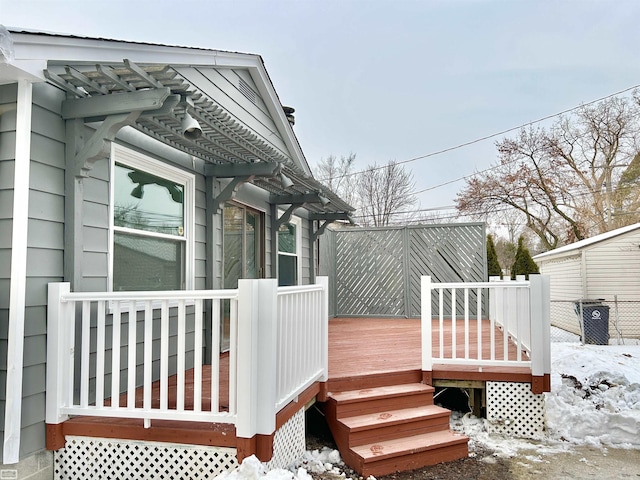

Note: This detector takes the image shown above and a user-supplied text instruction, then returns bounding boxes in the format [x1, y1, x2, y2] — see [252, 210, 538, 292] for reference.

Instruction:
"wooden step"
[351, 430, 469, 477]
[329, 383, 434, 417]
[340, 405, 451, 446]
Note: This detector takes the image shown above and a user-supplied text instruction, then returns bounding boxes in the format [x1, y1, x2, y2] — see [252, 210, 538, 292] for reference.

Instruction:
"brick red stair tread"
[352, 430, 469, 463]
[340, 405, 451, 432]
[329, 383, 434, 403]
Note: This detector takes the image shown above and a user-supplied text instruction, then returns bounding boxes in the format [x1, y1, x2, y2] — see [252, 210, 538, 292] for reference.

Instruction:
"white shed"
[533, 223, 640, 339]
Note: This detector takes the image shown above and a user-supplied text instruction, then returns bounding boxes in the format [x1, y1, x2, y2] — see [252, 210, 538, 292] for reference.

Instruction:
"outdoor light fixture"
[275, 163, 294, 189]
[319, 193, 330, 206]
[180, 96, 202, 140]
[280, 172, 294, 189]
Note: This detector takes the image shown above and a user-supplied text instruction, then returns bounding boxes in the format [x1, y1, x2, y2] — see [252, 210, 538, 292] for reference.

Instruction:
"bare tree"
[356, 160, 417, 227]
[456, 94, 640, 250]
[314, 153, 357, 207]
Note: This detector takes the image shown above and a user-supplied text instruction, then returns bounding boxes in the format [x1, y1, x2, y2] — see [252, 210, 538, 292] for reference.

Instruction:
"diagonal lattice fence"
[321, 224, 486, 317]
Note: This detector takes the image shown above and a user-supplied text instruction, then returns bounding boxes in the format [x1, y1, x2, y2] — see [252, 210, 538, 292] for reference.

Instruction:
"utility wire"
[320, 83, 640, 183]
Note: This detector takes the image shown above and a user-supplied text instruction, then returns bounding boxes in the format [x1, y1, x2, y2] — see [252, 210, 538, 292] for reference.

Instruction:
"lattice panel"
[266, 408, 306, 470]
[486, 381, 545, 439]
[54, 436, 238, 480]
[336, 229, 405, 316]
[330, 224, 486, 317]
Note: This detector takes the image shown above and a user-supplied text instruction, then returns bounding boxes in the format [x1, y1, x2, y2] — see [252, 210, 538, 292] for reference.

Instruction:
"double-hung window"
[110, 144, 194, 291]
[277, 215, 301, 286]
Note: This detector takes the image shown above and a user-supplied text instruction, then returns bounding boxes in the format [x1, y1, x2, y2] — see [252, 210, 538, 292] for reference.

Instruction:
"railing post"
[46, 283, 71, 424]
[529, 274, 550, 378]
[421, 276, 433, 375]
[317, 276, 329, 382]
[235, 279, 278, 439]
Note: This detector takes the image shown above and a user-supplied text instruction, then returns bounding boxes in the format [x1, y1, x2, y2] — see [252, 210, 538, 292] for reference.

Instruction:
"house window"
[278, 216, 301, 286]
[111, 144, 194, 291]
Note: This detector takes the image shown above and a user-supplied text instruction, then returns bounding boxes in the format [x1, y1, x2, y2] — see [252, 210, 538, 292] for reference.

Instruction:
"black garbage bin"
[573, 299, 609, 345]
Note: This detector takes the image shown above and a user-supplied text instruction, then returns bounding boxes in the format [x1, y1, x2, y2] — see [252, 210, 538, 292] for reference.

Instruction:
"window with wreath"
[111, 145, 194, 291]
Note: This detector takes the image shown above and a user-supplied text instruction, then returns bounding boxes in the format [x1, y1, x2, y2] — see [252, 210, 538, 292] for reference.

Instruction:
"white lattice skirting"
[54, 437, 238, 480]
[265, 408, 306, 470]
[54, 408, 306, 479]
[486, 381, 546, 439]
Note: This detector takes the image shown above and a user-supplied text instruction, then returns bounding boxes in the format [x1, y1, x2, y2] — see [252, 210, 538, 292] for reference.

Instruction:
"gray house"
[0, 28, 352, 479]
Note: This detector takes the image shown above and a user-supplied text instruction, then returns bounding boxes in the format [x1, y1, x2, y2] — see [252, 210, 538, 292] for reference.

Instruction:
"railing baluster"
[143, 300, 152, 415]
[451, 288, 457, 359]
[210, 299, 220, 413]
[193, 299, 203, 412]
[177, 299, 186, 412]
[96, 300, 105, 408]
[160, 300, 169, 411]
[229, 299, 238, 415]
[476, 288, 482, 361]
[438, 288, 444, 359]
[464, 289, 469, 360]
[127, 300, 137, 409]
[503, 287, 509, 361]
[490, 288, 496, 361]
[80, 301, 91, 408]
[111, 302, 121, 408]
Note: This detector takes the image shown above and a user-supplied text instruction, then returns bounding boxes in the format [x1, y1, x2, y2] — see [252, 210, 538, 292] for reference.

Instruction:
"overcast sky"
[3, 0, 640, 216]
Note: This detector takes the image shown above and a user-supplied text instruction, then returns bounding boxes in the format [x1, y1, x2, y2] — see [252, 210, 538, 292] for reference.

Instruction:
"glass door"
[221, 203, 264, 350]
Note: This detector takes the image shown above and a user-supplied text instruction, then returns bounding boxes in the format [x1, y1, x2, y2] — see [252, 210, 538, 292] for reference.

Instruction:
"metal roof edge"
[533, 222, 640, 261]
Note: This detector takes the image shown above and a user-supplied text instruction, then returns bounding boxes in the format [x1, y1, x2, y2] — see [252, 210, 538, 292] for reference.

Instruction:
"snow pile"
[545, 343, 640, 447]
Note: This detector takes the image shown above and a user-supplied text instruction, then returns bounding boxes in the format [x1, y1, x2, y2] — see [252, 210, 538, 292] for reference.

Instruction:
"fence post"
[235, 279, 278, 439]
[317, 276, 329, 382]
[46, 283, 71, 425]
[421, 276, 433, 375]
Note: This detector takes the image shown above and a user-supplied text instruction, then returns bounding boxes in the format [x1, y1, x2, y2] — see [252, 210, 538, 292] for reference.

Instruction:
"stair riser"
[335, 393, 433, 417]
[360, 442, 469, 478]
[347, 416, 451, 446]
[326, 371, 423, 393]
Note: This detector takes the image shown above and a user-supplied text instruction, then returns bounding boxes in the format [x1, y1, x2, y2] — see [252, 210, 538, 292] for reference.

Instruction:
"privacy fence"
[319, 223, 486, 317]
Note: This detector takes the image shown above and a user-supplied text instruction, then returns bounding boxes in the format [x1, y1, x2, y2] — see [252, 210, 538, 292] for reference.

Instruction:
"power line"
[320, 83, 640, 183]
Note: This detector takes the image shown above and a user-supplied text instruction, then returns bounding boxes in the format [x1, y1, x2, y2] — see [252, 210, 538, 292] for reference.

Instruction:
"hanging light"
[180, 95, 202, 139]
[280, 172, 294, 189]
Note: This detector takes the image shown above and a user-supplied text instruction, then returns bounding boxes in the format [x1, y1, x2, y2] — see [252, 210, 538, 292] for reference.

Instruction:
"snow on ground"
[219, 339, 640, 479]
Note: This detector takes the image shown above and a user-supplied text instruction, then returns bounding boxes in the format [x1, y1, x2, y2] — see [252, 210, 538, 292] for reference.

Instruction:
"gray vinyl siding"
[176, 67, 292, 163]
[301, 217, 311, 285]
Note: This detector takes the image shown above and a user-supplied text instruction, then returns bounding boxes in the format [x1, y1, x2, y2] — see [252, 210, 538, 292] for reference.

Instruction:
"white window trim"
[109, 143, 196, 295]
[277, 213, 302, 286]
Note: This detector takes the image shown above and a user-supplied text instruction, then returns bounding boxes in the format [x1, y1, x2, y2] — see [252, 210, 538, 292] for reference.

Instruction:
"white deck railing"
[421, 275, 550, 378]
[47, 277, 329, 440]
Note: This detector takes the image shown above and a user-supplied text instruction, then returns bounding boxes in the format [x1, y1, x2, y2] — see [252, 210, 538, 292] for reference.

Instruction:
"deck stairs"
[323, 374, 469, 477]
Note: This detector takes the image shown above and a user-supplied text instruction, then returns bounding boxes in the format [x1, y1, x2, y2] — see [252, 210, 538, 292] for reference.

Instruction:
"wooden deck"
[326, 317, 538, 393]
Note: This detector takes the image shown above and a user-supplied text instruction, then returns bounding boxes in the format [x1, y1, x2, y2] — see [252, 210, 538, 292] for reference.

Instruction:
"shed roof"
[533, 223, 640, 261]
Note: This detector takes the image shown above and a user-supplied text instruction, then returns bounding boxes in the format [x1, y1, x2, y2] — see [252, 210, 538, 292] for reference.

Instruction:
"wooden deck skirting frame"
[46, 381, 320, 462]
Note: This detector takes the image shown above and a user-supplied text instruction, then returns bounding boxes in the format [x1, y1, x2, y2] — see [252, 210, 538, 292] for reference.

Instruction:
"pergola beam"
[205, 162, 279, 178]
[62, 87, 171, 120]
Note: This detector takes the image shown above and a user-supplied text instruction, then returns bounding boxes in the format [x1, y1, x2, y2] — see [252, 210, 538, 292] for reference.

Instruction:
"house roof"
[533, 222, 640, 261]
[3, 27, 354, 217]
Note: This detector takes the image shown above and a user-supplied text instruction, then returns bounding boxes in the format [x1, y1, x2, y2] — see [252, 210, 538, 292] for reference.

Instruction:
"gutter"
[3, 78, 33, 464]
